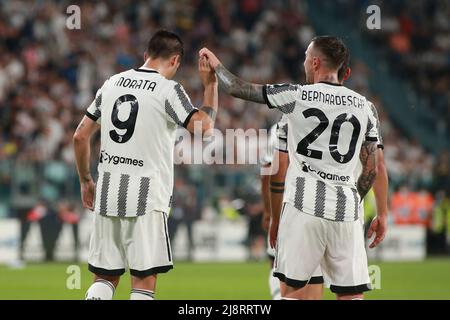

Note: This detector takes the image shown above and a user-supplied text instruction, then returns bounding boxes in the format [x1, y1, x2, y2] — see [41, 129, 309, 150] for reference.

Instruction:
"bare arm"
[73, 116, 100, 209]
[367, 148, 389, 248]
[357, 141, 378, 199]
[261, 165, 272, 232]
[186, 83, 218, 134]
[269, 150, 289, 248]
[199, 47, 265, 104]
[373, 149, 388, 216]
[73, 116, 99, 182]
[186, 57, 219, 134]
[215, 64, 265, 103]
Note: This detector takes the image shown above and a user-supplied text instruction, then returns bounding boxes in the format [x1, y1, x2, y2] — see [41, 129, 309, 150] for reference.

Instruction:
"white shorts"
[274, 203, 371, 294]
[268, 235, 323, 284]
[88, 211, 173, 278]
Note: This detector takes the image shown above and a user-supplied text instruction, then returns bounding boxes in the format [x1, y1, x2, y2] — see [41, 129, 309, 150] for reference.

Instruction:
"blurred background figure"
[0, 0, 448, 265]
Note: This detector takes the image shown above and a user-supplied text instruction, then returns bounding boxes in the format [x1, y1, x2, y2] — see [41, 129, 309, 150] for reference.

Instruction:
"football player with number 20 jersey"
[200, 35, 382, 300]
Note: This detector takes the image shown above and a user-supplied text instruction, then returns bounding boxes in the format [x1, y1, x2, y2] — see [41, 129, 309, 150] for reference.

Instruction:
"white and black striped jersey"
[86, 67, 198, 217]
[260, 116, 289, 166]
[263, 82, 379, 222]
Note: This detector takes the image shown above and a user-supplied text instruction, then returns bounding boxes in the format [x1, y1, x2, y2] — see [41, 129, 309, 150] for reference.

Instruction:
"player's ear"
[312, 56, 320, 71]
[170, 54, 181, 67]
[343, 67, 351, 81]
[143, 51, 148, 62]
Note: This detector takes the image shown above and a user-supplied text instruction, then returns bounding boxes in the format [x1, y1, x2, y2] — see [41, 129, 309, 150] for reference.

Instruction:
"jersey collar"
[134, 67, 159, 74]
[318, 81, 342, 86]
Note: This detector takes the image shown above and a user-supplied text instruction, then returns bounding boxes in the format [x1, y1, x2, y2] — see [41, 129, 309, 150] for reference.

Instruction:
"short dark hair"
[312, 36, 349, 71]
[337, 49, 350, 82]
[146, 30, 184, 60]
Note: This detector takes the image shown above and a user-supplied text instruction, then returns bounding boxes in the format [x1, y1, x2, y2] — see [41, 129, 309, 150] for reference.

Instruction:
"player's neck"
[142, 59, 169, 78]
[314, 72, 339, 85]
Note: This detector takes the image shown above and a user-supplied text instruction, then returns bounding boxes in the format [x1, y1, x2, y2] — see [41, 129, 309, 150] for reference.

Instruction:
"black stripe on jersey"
[94, 93, 102, 117]
[99, 172, 111, 216]
[335, 186, 346, 221]
[266, 84, 297, 95]
[275, 148, 288, 153]
[277, 101, 295, 114]
[351, 188, 359, 221]
[137, 177, 150, 216]
[314, 181, 326, 218]
[294, 177, 305, 211]
[117, 174, 130, 217]
[134, 68, 158, 74]
[165, 99, 183, 126]
[182, 109, 199, 128]
[174, 83, 195, 113]
[162, 213, 172, 262]
[85, 111, 99, 122]
[365, 136, 378, 142]
[262, 85, 275, 109]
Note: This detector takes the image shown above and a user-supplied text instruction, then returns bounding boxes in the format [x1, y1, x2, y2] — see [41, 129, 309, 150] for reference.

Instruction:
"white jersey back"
[86, 67, 198, 217]
[260, 116, 289, 166]
[263, 82, 378, 222]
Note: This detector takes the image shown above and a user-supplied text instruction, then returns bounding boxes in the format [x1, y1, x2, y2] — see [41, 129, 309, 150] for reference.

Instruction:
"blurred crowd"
[0, 1, 448, 257]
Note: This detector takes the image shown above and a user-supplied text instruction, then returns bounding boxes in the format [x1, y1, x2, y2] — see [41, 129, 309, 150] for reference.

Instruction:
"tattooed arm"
[199, 48, 265, 103]
[215, 64, 265, 103]
[357, 140, 378, 199]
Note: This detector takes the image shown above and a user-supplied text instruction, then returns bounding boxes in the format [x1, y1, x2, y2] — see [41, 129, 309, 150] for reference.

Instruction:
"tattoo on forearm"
[270, 181, 285, 194]
[357, 141, 378, 199]
[215, 64, 265, 103]
[200, 106, 217, 122]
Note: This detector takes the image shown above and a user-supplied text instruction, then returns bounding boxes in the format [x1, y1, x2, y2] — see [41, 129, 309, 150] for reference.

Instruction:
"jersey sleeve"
[368, 101, 384, 149]
[165, 82, 198, 128]
[262, 83, 300, 114]
[275, 115, 288, 153]
[365, 101, 379, 143]
[86, 79, 108, 124]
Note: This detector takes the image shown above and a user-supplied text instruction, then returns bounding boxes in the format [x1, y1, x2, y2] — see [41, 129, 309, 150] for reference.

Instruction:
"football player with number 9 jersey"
[74, 30, 218, 300]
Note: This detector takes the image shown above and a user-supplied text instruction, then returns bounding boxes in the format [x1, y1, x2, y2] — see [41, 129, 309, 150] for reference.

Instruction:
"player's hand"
[269, 218, 279, 249]
[199, 47, 221, 70]
[198, 55, 217, 86]
[367, 214, 387, 248]
[80, 178, 95, 211]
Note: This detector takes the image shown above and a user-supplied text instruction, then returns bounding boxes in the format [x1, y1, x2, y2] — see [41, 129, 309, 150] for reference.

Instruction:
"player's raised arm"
[199, 48, 265, 104]
[73, 115, 100, 210]
[184, 56, 219, 134]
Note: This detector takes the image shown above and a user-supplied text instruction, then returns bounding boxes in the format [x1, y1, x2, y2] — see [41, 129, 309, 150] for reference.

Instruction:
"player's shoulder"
[105, 69, 135, 84]
[265, 83, 301, 95]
